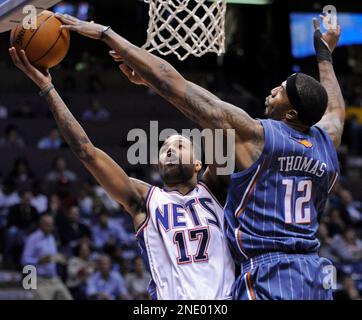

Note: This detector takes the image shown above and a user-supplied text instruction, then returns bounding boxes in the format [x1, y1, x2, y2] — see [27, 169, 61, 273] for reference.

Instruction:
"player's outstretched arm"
[56, 14, 263, 144]
[9, 48, 149, 227]
[313, 17, 345, 147]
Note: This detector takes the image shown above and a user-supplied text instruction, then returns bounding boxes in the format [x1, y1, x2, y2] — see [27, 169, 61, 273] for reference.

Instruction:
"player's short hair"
[162, 134, 193, 151]
[163, 134, 191, 144]
[285, 73, 328, 127]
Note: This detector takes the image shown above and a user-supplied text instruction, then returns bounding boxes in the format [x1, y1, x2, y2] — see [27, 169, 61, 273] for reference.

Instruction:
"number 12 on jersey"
[282, 179, 312, 224]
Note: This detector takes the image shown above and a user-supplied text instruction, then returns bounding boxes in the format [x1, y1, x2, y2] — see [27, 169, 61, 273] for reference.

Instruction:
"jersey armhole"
[231, 119, 268, 180]
[314, 124, 336, 150]
[328, 172, 339, 194]
[135, 186, 156, 237]
[314, 124, 341, 173]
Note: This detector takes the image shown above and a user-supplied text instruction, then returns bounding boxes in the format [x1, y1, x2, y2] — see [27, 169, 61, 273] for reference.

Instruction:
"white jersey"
[136, 182, 235, 300]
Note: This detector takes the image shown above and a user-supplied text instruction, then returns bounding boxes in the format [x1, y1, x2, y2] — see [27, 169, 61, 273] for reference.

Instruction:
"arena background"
[0, 0, 361, 300]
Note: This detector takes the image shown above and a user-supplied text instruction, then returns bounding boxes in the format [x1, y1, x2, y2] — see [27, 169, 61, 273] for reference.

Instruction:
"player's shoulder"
[257, 118, 284, 135]
[312, 124, 338, 149]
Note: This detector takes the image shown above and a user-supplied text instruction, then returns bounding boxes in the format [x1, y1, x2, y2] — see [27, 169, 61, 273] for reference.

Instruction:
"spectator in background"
[125, 257, 150, 300]
[6, 157, 35, 189]
[46, 194, 64, 220]
[0, 179, 20, 217]
[91, 210, 131, 251]
[4, 190, 39, 266]
[67, 242, 95, 300]
[31, 180, 48, 214]
[78, 180, 95, 218]
[109, 245, 126, 273]
[21, 214, 72, 300]
[82, 98, 110, 121]
[331, 227, 362, 263]
[325, 208, 346, 237]
[55, 179, 78, 211]
[94, 185, 120, 212]
[57, 205, 91, 250]
[11, 100, 35, 118]
[45, 156, 77, 184]
[7, 190, 38, 231]
[37, 128, 63, 150]
[338, 187, 362, 224]
[0, 101, 8, 119]
[317, 222, 336, 263]
[0, 125, 25, 149]
[86, 254, 129, 300]
[334, 274, 362, 300]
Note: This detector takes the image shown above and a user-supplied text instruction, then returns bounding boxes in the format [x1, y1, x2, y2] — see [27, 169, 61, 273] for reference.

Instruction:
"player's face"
[158, 135, 201, 184]
[264, 81, 292, 120]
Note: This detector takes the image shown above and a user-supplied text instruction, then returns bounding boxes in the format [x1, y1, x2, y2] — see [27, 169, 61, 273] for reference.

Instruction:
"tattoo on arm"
[184, 82, 259, 137]
[318, 61, 345, 146]
[250, 129, 263, 162]
[45, 90, 94, 162]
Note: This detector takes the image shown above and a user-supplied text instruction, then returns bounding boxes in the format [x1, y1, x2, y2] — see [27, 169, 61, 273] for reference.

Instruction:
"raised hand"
[55, 13, 105, 40]
[109, 50, 148, 86]
[313, 15, 341, 55]
[9, 47, 52, 89]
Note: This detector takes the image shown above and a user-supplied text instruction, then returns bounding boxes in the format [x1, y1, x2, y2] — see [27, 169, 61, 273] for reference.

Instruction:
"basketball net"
[143, 0, 227, 61]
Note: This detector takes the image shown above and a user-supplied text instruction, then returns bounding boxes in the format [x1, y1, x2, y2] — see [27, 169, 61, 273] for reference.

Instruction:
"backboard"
[0, 0, 61, 33]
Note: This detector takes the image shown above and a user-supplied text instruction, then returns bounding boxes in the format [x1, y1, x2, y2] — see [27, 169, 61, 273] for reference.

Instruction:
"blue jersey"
[225, 119, 339, 264]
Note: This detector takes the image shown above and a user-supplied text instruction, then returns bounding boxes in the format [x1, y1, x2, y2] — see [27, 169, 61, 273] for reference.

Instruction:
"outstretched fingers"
[55, 13, 79, 25]
[119, 64, 134, 80]
[313, 17, 320, 31]
[9, 47, 19, 65]
[9, 47, 25, 70]
[56, 13, 81, 31]
[109, 50, 123, 62]
[19, 49, 32, 68]
[60, 24, 79, 31]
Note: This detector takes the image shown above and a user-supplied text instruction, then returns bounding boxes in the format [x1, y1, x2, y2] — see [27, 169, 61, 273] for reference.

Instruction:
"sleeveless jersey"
[225, 119, 340, 264]
[136, 182, 235, 300]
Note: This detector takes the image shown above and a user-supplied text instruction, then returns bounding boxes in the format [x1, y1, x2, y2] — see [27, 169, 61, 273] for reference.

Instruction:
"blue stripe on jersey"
[135, 186, 158, 300]
[136, 230, 158, 300]
[225, 119, 340, 264]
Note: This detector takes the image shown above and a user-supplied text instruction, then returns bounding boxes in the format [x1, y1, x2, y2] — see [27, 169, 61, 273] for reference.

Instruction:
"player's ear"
[286, 109, 298, 121]
[195, 160, 203, 172]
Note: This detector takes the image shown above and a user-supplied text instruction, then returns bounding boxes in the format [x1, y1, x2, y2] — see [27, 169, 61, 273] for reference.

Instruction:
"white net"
[143, 0, 227, 61]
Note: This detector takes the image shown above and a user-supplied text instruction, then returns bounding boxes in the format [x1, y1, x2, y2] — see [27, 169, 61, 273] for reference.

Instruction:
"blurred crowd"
[318, 179, 362, 300]
[339, 76, 362, 156]
[0, 153, 154, 300]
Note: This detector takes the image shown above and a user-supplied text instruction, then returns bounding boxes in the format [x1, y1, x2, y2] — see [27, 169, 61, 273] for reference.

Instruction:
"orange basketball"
[10, 10, 70, 69]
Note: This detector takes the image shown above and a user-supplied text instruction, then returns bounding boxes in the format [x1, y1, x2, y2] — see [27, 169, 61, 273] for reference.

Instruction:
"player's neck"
[164, 178, 198, 195]
[283, 119, 310, 133]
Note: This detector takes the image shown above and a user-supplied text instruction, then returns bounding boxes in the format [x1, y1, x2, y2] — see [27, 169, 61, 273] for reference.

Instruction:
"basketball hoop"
[143, 0, 227, 61]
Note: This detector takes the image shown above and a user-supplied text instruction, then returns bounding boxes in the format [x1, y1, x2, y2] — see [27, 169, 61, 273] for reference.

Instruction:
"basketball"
[10, 10, 70, 69]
